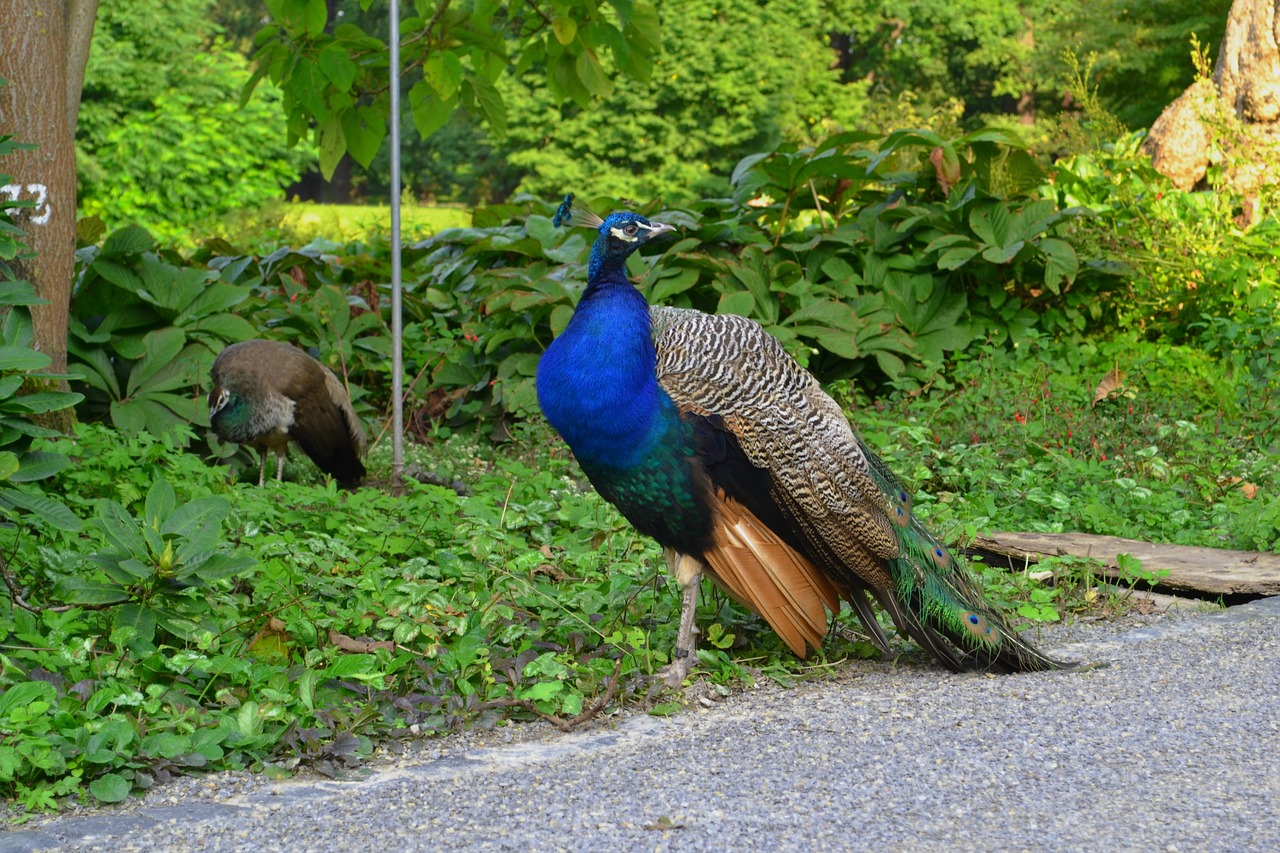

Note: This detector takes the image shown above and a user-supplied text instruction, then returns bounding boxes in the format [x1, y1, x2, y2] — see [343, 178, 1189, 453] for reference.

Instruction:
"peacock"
[209, 339, 367, 488]
[536, 194, 1071, 685]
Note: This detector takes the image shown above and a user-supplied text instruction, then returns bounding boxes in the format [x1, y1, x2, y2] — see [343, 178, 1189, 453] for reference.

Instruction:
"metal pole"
[388, 0, 404, 489]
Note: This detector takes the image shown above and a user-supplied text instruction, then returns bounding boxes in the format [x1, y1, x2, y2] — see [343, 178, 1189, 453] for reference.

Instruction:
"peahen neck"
[537, 266, 674, 470]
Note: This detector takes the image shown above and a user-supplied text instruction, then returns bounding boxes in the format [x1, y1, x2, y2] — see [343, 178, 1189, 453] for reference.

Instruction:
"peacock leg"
[659, 550, 703, 687]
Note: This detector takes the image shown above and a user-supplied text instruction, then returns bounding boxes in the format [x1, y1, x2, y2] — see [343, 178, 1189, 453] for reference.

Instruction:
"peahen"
[209, 339, 367, 488]
[536, 194, 1071, 685]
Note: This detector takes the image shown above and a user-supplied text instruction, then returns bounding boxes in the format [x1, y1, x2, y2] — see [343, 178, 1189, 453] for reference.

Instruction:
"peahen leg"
[274, 451, 286, 482]
[660, 550, 703, 687]
[257, 451, 268, 487]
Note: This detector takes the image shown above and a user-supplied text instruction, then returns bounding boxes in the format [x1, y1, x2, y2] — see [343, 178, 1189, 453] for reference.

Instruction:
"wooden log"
[969, 532, 1280, 597]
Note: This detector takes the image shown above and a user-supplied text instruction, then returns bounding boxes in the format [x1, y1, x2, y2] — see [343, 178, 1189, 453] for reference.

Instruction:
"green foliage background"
[77, 0, 314, 239]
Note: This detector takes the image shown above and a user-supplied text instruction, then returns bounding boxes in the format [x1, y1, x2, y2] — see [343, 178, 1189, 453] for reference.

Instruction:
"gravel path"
[5, 597, 1278, 852]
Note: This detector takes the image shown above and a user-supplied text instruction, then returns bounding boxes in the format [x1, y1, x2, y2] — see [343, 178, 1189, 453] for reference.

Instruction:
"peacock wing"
[652, 307, 900, 593]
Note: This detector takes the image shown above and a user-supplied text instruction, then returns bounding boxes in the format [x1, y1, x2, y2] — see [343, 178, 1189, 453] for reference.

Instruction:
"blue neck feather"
[536, 265, 675, 470]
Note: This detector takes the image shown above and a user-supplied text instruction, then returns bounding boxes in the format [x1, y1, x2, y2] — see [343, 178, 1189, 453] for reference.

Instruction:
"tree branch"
[63, 0, 100, 130]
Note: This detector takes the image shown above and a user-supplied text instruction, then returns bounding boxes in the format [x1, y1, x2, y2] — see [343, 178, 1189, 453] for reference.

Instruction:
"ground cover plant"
[3, 125, 1279, 814]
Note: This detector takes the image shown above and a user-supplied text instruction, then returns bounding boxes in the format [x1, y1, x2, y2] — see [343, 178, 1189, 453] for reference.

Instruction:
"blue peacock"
[536, 194, 1071, 684]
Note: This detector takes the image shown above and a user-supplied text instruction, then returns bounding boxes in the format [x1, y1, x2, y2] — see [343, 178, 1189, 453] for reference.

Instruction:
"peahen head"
[208, 386, 247, 428]
[553, 193, 674, 281]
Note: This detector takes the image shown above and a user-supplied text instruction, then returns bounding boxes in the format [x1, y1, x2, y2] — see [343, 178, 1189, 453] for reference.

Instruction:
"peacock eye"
[623, 223, 639, 236]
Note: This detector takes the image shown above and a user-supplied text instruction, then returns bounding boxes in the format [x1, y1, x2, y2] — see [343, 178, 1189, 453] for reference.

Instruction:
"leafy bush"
[69, 226, 257, 436]
[0, 423, 724, 808]
[78, 0, 313, 239]
[1052, 132, 1280, 344]
[409, 127, 1128, 425]
[852, 333, 1280, 553]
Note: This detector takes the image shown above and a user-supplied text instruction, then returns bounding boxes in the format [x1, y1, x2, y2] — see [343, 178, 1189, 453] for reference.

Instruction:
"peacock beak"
[645, 221, 676, 239]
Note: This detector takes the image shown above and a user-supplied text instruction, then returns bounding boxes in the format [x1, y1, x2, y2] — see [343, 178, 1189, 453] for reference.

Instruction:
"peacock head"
[208, 386, 241, 423]
[553, 193, 674, 279]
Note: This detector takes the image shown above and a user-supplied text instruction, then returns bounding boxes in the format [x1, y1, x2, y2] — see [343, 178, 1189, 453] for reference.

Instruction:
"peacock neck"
[537, 268, 675, 470]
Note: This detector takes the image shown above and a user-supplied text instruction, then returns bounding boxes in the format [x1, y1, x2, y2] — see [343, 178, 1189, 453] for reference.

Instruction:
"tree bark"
[65, 0, 100, 129]
[0, 0, 85, 376]
[1144, 0, 1280, 200]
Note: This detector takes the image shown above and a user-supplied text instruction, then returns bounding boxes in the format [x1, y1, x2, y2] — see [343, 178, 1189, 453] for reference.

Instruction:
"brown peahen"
[209, 340, 366, 488]
[536, 194, 1072, 685]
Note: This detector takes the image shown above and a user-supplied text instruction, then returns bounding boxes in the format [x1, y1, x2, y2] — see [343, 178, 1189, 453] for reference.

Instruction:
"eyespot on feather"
[962, 611, 995, 640]
[930, 545, 951, 569]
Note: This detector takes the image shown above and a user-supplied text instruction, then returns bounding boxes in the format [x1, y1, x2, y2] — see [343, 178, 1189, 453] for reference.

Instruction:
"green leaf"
[981, 241, 1025, 265]
[716, 291, 755, 318]
[96, 499, 148, 556]
[0, 345, 50, 371]
[517, 681, 563, 702]
[574, 49, 613, 98]
[340, 106, 387, 169]
[322, 653, 376, 680]
[784, 300, 862, 331]
[191, 313, 258, 341]
[182, 552, 256, 582]
[0, 279, 44, 306]
[7, 390, 85, 414]
[552, 17, 577, 45]
[162, 496, 229, 538]
[126, 328, 186, 397]
[550, 304, 574, 336]
[10, 451, 72, 482]
[101, 225, 154, 258]
[0, 680, 56, 716]
[970, 204, 1013, 249]
[144, 479, 177, 525]
[624, 1, 662, 53]
[113, 604, 157, 647]
[1041, 238, 1079, 289]
[1, 488, 82, 532]
[89, 773, 131, 804]
[317, 118, 346, 181]
[318, 45, 358, 90]
[409, 81, 457, 139]
[300, 0, 327, 36]
[422, 52, 463, 101]
[937, 246, 980, 270]
[53, 576, 131, 605]
[466, 76, 507, 137]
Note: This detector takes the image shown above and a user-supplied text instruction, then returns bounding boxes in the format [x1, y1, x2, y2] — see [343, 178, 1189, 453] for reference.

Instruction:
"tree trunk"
[1144, 0, 1280, 202]
[0, 0, 82, 377]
